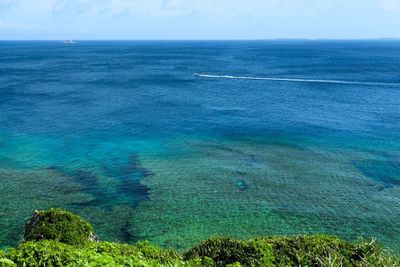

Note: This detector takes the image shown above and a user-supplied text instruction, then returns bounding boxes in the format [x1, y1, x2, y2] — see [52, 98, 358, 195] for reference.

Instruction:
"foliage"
[251, 235, 400, 267]
[183, 235, 400, 267]
[134, 241, 182, 264]
[85, 240, 182, 265]
[1, 236, 399, 267]
[183, 237, 274, 266]
[1, 209, 398, 266]
[23, 208, 97, 246]
[5, 240, 186, 267]
[0, 250, 15, 267]
[254, 234, 356, 266]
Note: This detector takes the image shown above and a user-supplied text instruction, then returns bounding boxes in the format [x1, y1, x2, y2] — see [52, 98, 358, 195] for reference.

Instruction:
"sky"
[0, 0, 400, 40]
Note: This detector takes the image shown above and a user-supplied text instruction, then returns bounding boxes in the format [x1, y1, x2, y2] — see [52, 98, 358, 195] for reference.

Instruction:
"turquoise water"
[1, 41, 400, 250]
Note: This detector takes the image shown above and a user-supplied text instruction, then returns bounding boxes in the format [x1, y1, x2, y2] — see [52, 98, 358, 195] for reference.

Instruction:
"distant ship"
[60, 40, 76, 44]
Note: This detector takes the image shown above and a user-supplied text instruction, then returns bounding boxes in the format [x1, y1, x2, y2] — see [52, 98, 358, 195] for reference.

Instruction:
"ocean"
[0, 40, 399, 250]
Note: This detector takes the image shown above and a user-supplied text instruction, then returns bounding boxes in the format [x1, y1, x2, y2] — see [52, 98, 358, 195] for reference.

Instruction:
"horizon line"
[0, 38, 400, 42]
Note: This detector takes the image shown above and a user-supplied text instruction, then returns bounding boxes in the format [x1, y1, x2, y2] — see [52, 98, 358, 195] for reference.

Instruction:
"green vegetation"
[252, 235, 399, 267]
[183, 236, 400, 267]
[0, 208, 398, 266]
[23, 208, 97, 246]
[5, 241, 185, 267]
[184, 237, 274, 266]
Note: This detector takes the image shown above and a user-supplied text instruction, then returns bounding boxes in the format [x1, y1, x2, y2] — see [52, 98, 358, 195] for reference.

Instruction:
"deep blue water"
[0, 41, 400, 249]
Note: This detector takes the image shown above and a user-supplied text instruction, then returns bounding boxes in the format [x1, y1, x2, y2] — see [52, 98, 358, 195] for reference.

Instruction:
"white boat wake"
[194, 73, 399, 87]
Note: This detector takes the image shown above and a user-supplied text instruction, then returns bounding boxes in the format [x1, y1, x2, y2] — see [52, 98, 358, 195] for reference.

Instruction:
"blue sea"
[0, 40, 400, 250]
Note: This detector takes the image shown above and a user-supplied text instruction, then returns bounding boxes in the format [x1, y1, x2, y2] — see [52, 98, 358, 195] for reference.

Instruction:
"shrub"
[184, 235, 400, 267]
[0, 258, 15, 267]
[351, 239, 400, 266]
[7, 241, 84, 267]
[23, 208, 97, 246]
[0, 250, 15, 267]
[86, 241, 182, 265]
[4, 236, 400, 267]
[184, 237, 274, 267]
[6, 240, 185, 267]
[134, 241, 182, 264]
[252, 235, 400, 267]
[6, 208, 400, 266]
[252, 235, 355, 266]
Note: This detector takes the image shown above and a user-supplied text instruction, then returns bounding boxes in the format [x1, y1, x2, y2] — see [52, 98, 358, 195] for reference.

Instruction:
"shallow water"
[0, 41, 400, 250]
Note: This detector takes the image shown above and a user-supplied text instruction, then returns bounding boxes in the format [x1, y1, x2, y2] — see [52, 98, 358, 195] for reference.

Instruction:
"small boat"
[60, 40, 76, 44]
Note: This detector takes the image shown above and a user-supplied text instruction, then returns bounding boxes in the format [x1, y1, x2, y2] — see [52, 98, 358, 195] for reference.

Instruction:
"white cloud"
[0, 0, 399, 39]
[51, 0, 112, 15]
[0, 19, 38, 30]
[379, 0, 400, 11]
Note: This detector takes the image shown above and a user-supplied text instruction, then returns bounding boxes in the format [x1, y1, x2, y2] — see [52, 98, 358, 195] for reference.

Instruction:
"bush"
[23, 208, 97, 246]
[6, 240, 185, 267]
[184, 235, 400, 267]
[7, 241, 84, 267]
[134, 241, 182, 264]
[3, 235, 399, 267]
[252, 235, 400, 266]
[0, 250, 15, 267]
[252, 235, 355, 266]
[0, 258, 15, 267]
[184, 237, 274, 267]
[86, 241, 182, 265]
[5, 208, 400, 266]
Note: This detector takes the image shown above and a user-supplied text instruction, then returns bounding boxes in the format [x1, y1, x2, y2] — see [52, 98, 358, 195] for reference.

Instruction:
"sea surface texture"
[0, 41, 400, 250]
